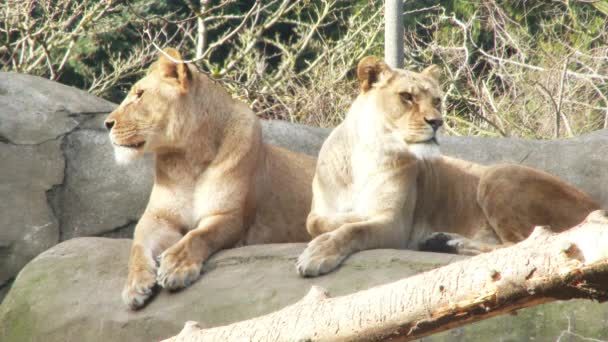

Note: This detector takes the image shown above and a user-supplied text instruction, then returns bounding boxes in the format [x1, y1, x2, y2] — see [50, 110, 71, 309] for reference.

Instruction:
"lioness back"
[476, 163, 599, 241]
[243, 144, 316, 244]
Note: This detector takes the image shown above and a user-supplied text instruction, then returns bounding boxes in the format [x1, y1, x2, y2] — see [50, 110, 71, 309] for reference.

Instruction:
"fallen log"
[163, 210, 608, 341]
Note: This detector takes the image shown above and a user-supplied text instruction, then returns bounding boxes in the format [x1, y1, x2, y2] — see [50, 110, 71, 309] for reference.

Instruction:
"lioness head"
[356, 56, 443, 157]
[104, 48, 194, 164]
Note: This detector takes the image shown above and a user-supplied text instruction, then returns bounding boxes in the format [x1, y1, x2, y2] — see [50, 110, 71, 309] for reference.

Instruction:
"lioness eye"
[400, 92, 413, 103]
[432, 98, 441, 110]
[135, 89, 144, 98]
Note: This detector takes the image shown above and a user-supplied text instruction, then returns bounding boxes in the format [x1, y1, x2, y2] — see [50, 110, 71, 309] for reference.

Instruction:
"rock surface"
[0, 73, 115, 145]
[1, 238, 607, 342]
[0, 73, 115, 289]
[0, 73, 332, 294]
[2, 72, 608, 338]
[441, 131, 608, 211]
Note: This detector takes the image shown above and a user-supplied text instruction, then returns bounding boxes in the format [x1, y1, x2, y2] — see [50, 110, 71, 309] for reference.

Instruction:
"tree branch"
[163, 210, 608, 342]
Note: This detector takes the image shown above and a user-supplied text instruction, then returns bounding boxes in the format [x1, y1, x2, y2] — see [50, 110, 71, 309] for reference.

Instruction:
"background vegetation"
[1, 0, 607, 138]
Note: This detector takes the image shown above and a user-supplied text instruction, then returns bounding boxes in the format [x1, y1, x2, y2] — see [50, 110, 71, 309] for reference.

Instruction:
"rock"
[1, 238, 607, 342]
[0, 137, 63, 286]
[0, 72, 115, 145]
[54, 120, 326, 241]
[440, 131, 608, 210]
[2, 71, 608, 311]
[53, 129, 153, 240]
[261, 120, 331, 156]
[0, 72, 331, 297]
[0, 73, 123, 294]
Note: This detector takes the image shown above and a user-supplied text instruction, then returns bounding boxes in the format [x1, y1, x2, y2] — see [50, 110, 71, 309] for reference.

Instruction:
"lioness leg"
[123, 212, 183, 309]
[306, 212, 365, 237]
[477, 165, 599, 243]
[297, 215, 402, 277]
[156, 213, 244, 290]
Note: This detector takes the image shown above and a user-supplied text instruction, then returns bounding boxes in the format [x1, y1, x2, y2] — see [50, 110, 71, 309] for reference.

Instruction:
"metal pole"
[385, 0, 404, 68]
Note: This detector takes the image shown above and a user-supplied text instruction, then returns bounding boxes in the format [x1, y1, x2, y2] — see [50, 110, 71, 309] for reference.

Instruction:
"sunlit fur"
[113, 145, 142, 165]
[407, 141, 440, 159]
[105, 49, 315, 309]
[296, 56, 600, 277]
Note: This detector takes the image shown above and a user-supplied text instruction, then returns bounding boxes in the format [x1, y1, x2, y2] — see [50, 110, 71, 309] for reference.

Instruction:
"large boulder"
[1, 238, 607, 342]
[1, 71, 608, 335]
[0, 73, 116, 292]
[0, 73, 332, 297]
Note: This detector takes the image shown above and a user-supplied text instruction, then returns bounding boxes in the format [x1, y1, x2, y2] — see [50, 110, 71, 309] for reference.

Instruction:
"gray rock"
[0, 140, 63, 285]
[1, 71, 608, 322]
[440, 132, 608, 208]
[0, 73, 119, 292]
[0, 72, 333, 296]
[53, 129, 153, 239]
[1, 238, 606, 342]
[53, 119, 324, 240]
[0, 280, 12, 304]
[0, 73, 115, 145]
[261, 120, 331, 157]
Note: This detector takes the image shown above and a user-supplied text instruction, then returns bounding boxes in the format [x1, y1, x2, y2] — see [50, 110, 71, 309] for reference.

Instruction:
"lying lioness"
[296, 56, 600, 277]
[104, 49, 315, 309]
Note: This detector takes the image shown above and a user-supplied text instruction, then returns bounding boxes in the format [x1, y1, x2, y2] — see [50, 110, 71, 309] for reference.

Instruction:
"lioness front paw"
[122, 267, 157, 310]
[156, 243, 202, 290]
[296, 232, 347, 277]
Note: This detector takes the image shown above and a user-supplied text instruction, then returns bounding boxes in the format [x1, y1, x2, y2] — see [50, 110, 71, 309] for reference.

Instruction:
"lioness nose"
[424, 118, 443, 131]
[104, 119, 115, 131]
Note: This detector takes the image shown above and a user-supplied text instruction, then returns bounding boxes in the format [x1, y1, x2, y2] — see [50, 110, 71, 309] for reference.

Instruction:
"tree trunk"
[163, 210, 608, 342]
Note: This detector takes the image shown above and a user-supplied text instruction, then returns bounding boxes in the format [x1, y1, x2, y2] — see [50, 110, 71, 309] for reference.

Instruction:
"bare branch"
[164, 211, 608, 342]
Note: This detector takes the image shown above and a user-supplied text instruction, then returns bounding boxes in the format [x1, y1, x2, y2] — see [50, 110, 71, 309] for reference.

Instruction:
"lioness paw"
[156, 246, 202, 290]
[419, 232, 487, 256]
[296, 233, 347, 277]
[122, 267, 157, 310]
[419, 232, 461, 254]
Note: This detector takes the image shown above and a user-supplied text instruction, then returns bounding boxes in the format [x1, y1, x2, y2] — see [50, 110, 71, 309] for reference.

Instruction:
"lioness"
[105, 49, 315, 309]
[296, 56, 600, 277]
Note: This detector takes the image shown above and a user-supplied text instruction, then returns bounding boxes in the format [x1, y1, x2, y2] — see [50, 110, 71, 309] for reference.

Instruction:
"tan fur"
[296, 57, 600, 277]
[105, 49, 314, 309]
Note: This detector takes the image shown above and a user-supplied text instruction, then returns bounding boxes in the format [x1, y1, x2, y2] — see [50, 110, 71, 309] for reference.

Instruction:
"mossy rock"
[1, 238, 607, 341]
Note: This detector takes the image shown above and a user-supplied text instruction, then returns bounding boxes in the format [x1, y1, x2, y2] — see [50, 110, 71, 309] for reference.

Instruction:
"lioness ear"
[357, 56, 391, 92]
[158, 48, 191, 92]
[422, 64, 441, 81]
